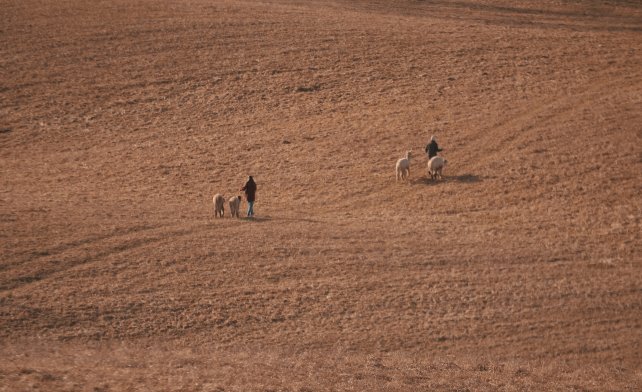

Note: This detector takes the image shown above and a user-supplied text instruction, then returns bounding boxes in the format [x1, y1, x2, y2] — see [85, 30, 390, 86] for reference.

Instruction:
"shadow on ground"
[242, 216, 322, 224]
[412, 174, 482, 185]
[242, 216, 271, 223]
[448, 174, 482, 183]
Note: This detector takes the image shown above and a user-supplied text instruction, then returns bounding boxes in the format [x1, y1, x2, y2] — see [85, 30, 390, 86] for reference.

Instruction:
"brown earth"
[1, 0, 641, 390]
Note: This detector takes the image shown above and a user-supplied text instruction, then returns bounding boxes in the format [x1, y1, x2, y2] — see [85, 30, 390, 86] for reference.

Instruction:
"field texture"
[1, 0, 641, 390]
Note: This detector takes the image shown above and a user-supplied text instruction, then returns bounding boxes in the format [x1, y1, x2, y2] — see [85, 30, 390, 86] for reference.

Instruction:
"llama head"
[407, 150, 412, 159]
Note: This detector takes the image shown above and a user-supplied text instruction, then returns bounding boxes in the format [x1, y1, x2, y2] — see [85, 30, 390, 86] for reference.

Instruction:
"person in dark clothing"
[240, 176, 257, 217]
[425, 135, 443, 159]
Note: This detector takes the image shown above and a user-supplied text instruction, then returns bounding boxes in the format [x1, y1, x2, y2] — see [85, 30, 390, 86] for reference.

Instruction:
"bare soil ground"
[1, 0, 641, 390]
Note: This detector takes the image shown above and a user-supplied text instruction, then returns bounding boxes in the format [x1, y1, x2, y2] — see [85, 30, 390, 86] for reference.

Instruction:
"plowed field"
[1, 0, 641, 390]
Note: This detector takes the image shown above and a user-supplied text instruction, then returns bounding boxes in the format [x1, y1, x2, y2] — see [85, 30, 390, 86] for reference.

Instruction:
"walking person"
[240, 175, 257, 218]
[425, 135, 443, 159]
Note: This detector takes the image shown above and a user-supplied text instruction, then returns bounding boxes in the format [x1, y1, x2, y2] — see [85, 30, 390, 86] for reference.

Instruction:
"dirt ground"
[1, 0, 641, 390]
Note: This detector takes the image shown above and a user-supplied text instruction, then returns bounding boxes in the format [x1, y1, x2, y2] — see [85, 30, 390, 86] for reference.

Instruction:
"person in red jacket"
[240, 176, 257, 217]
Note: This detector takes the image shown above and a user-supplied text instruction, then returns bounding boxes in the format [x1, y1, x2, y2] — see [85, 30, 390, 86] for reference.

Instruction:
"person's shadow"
[243, 216, 321, 224]
[242, 216, 271, 222]
[412, 174, 482, 185]
[449, 174, 482, 183]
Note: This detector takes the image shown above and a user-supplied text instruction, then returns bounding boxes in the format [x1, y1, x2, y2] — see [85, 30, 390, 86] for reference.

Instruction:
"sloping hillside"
[1, 0, 641, 390]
